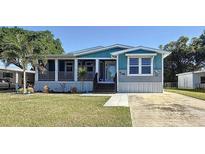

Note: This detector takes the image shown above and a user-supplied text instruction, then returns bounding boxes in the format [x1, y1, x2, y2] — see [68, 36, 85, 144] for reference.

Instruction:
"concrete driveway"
[129, 92, 205, 127]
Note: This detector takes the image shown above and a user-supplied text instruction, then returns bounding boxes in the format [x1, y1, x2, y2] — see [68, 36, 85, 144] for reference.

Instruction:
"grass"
[165, 88, 205, 101]
[0, 93, 132, 127]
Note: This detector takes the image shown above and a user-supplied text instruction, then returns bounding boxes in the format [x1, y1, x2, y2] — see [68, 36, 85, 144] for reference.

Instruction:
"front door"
[105, 61, 116, 82]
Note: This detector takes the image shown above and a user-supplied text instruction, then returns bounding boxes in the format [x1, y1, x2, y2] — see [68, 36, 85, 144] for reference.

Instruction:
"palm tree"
[78, 66, 87, 92]
[0, 27, 64, 93]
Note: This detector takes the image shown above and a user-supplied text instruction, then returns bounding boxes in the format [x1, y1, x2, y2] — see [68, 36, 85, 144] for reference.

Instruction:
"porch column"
[15, 72, 19, 91]
[116, 55, 119, 92]
[35, 66, 38, 82]
[74, 59, 78, 81]
[95, 59, 99, 74]
[55, 59, 58, 81]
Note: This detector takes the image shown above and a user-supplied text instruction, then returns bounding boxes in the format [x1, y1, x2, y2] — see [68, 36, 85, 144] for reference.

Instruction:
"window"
[85, 61, 94, 72]
[129, 58, 139, 74]
[128, 57, 153, 76]
[141, 58, 151, 74]
[65, 61, 73, 72]
[3, 72, 13, 78]
[201, 77, 205, 84]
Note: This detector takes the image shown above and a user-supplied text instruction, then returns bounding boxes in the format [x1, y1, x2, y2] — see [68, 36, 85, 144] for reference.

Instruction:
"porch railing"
[58, 71, 74, 81]
[78, 72, 95, 81]
[38, 71, 55, 81]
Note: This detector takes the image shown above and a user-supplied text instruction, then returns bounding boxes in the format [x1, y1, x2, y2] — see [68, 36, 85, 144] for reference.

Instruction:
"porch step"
[94, 83, 116, 93]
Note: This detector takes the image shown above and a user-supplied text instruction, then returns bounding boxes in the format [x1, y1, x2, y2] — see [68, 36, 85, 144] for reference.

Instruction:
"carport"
[0, 67, 35, 90]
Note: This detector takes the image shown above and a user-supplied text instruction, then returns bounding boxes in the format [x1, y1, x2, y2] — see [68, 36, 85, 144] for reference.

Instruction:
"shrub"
[17, 88, 25, 94]
[27, 87, 34, 93]
[43, 85, 49, 93]
[70, 86, 77, 93]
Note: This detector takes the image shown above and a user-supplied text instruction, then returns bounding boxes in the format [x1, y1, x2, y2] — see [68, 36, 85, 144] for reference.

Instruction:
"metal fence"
[164, 82, 178, 88]
[197, 83, 205, 89]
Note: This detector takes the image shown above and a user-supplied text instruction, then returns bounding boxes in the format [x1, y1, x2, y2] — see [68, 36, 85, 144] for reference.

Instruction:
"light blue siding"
[118, 49, 162, 83]
[153, 54, 162, 69]
[126, 49, 156, 54]
[118, 49, 162, 70]
[119, 54, 127, 69]
[77, 47, 125, 58]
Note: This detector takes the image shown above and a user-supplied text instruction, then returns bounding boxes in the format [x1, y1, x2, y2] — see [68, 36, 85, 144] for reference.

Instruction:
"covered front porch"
[35, 58, 117, 92]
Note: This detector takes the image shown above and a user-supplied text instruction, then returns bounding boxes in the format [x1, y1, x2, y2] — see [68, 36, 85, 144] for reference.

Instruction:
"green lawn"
[0, 93, 132, 127]
[165, 88, 205, 101]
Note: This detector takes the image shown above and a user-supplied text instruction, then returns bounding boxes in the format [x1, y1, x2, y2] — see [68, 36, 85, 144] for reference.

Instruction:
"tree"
[162, 36, 195, 82]
[0, 27, 64, 93]
[190, 31, 205, 69]
[78, 66, 87, 92]
[162, 31, 205, 82]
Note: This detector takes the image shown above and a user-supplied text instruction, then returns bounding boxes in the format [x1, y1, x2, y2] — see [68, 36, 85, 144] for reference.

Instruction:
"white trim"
[162, 52, 171, 58]
[95, 59, 99, 82]
[15, 72, 19, 91]
[36, 81, 93, 83]
[64, 60, 74, 72]
[116, 55, 119, 92]
[98, 81, 114, 84]
[74, 59, 78, 81]
[35, 66, 38, 82]
[55, 59, 58, 81]
[139, 58, 142, 75]
[0, 67, 35, 73]
[95, 59, 99, 74]
[111, 46, 170, 56]
[176, 70, 205, 76]
[73, 44, 132, 56]
[48, 57, 116, 60]
[47, 57, 75, 60]
[77, 57, 115, 60]
[126, 53, 157, 57]
[162, 57, 164, 90]
[151, 57, 154, 75]
[127, 56, 154, 76]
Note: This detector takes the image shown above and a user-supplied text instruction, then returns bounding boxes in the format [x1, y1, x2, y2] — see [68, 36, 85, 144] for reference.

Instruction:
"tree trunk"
[23, 69, 27, 94]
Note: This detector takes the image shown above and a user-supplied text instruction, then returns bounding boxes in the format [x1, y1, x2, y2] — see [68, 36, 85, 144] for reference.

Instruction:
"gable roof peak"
[73, 44, 133, 56]
[111, 45, 171, 58]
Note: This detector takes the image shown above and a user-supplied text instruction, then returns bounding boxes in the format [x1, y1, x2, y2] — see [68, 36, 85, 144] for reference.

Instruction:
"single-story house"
[34, 44, 170, 93]
[176, 70, 205, 89]
[0, 64, 35, 90]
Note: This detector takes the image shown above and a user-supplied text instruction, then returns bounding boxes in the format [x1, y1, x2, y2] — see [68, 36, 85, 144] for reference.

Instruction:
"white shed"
[176, 70, 205, 89]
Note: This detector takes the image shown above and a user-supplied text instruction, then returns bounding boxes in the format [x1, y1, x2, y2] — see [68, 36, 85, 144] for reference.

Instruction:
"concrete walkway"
[104, 94, 129, 107]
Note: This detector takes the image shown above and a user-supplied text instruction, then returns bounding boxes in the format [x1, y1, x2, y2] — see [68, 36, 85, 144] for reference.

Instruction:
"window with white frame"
[85, 61, 94, 72]
[128, 57, 153, 76]
[65, 61, 73, 72]
[129, 58, 139, 75]
[141, 58, 151, 74]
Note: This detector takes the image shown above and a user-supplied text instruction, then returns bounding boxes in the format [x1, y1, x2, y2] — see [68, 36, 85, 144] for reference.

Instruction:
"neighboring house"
[177, 70, 205, 89]
[34, 44, 170, 93]
[0, 65, 35, 90]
